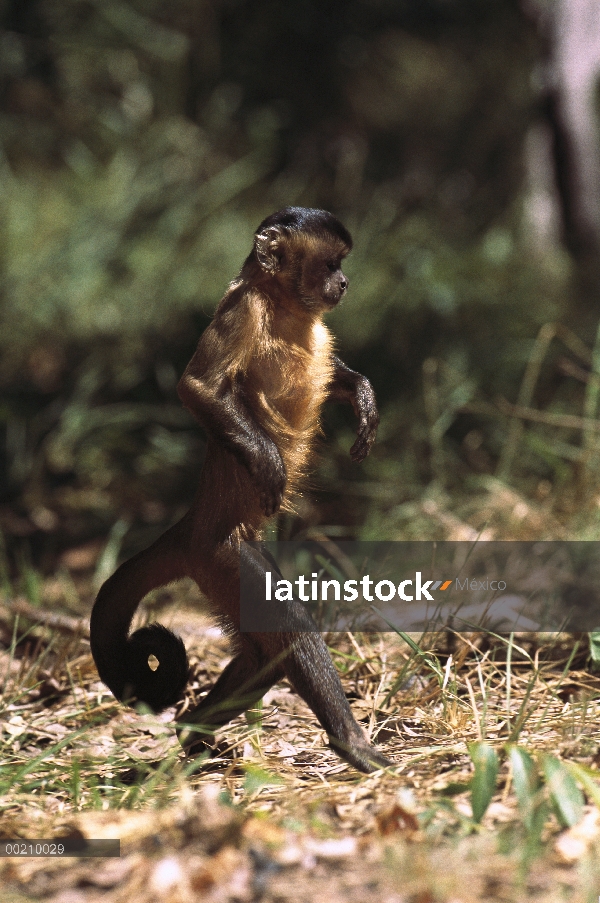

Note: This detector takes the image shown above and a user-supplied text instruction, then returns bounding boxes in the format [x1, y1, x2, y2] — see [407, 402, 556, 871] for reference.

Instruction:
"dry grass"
[1, 560, 600, 901]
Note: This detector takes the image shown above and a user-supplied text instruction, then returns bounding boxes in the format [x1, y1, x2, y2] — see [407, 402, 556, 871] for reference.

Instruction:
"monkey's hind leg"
[243, 544, 391, 772]
[250, 548, 391, 771]
[177, 640, 285, 755]
[279, 629, 392, 773]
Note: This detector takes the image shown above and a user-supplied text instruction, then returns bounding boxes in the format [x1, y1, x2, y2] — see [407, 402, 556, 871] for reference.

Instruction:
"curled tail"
[90, 519, 190, 712]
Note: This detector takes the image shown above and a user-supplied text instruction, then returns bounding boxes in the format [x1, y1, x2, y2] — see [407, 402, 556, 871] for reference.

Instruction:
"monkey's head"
[250, 207, 352, 312]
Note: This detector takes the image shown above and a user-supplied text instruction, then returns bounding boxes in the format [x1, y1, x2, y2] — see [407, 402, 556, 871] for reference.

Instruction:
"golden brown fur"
[90, 207, 391, 772]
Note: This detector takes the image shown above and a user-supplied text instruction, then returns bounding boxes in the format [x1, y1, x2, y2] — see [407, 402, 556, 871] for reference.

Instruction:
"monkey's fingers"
[249, 450, 286, 517]
[335, 740, 393, 773]
[260, 488, 283, 517]
[349, 441, 370, 463]
[349, 422, 377, 462]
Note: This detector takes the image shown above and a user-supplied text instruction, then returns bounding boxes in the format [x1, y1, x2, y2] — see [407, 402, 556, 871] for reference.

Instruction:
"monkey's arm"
[328, 355, 379, 462]
[178, 361, 286, 517]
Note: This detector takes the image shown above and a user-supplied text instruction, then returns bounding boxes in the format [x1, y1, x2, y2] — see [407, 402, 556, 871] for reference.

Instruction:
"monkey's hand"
[328, 356, 379, 462]
[349, 376, 379, 463]
[247, 439, 287, 517]
[178, 367, 287, 515]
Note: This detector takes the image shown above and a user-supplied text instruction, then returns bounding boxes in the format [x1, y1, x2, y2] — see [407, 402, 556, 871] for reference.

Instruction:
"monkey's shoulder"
[213, 285, 269, 333]
[194, 287, 270, 376]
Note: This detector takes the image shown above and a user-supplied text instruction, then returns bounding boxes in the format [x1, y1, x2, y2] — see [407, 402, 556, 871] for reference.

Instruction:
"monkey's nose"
[339, 275, 348, 292]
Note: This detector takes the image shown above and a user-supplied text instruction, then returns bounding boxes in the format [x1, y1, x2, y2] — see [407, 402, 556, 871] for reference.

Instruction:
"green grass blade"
[468, 740, 498, 823]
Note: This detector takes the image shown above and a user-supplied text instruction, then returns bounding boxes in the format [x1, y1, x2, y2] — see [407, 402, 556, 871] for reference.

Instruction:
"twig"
[495, 397, 600, 432]
[0, 598, 90, 637]
[423, 357, 445, 484]
[497, 323, 556, 480]
[582, 320, 600, 465]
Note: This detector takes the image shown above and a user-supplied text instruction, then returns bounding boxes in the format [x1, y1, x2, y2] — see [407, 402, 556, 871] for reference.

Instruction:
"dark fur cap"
[256, 207, 352, 250]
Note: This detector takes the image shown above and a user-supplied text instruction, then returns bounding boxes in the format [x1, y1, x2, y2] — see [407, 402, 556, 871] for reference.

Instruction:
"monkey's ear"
[254, 226, 285, 274]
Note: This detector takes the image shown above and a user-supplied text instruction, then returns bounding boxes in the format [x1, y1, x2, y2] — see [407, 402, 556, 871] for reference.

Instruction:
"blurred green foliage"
[0, 0, 587, 559]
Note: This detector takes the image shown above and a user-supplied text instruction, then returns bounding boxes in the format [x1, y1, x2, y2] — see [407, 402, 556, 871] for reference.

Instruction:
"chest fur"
[251, 320, 333, 435]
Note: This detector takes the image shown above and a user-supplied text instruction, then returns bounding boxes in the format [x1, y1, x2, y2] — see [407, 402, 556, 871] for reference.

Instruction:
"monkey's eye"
[326, 261, 339, 272]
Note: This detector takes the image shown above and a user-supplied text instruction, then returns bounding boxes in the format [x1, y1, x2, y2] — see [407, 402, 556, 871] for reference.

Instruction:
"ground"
[2, 556, 600, 902]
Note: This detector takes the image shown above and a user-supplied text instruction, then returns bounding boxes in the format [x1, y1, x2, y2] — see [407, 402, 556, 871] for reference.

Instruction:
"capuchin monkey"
[90, 206, 391, 772]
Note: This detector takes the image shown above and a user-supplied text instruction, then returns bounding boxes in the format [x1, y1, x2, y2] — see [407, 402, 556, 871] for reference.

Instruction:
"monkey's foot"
[330, 736, 393, 773]
[180, 736, 237, 773]
[177, 724, 217, 758]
